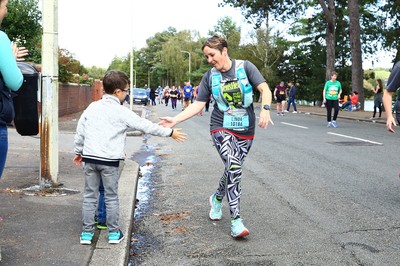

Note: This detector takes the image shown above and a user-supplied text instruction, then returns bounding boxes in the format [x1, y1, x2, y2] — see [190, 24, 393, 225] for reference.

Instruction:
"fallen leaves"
[154, 211, 190, 225]
[153, 211, 191, 234]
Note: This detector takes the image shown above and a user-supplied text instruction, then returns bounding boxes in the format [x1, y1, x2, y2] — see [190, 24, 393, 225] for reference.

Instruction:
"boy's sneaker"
[327, 122, 332, 127]
[230, 218, 249, 238]
[108, 230, 124, 244]
[80, 231, 94, 245]
[97, 222, 107, 230]
[332, 121, 337, 128]
[209, 193, 222, 221]
[292, 111, 297, 113]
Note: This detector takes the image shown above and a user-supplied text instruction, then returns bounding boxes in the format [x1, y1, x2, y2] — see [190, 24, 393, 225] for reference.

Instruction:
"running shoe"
[209, 193, 222, 221]
[332, 121, 337, 128]
[80, 231, 94, 245]
[230, 218, 249, 238]
[108, 230, 124, 244]
[327, 122, 332, 127]
[292, 111, 297, 113]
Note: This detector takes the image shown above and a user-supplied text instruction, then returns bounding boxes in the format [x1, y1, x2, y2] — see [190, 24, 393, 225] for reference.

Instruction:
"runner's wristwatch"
[263, 104, 271, 110]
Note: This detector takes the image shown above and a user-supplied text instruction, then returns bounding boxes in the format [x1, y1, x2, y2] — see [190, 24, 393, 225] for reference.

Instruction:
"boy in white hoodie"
[73, 70, 186, 245]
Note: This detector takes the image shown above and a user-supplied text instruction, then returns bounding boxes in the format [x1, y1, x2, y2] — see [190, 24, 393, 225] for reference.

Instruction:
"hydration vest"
[211, 60, 253, 112]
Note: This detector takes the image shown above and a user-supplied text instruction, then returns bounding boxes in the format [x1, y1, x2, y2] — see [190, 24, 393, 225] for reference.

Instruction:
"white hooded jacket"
[74, 94, 172, 162]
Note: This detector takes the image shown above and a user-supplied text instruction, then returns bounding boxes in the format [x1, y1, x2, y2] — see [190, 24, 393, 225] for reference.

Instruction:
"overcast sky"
[56, 0, 250, 68]
[47, 0, 393, 69]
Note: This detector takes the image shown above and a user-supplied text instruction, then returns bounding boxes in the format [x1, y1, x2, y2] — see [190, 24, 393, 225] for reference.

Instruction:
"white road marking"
[327, 132, 383, 145]
[281, 122, 309, 129]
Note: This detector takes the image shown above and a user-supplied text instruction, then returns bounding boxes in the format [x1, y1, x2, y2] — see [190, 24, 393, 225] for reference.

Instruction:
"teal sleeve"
[0, 31, 23, 91]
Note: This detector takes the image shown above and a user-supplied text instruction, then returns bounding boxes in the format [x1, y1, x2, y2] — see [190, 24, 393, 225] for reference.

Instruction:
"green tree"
[58, 48, 87, 83]
[348, 0, 364, 108]
[380, 0, 400, 65]
[220, 0, 303, 27]
[161, 32, 192, 86]
[143, 27, 177, 87]
[315, 0, 337, 80]
[2, 0, 42, 63]
[208, 16, 241, 58]
[87, 66, 106, 80]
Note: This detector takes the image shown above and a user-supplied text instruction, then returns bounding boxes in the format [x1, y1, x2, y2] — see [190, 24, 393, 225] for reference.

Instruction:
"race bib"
[223, 109, 249, 129]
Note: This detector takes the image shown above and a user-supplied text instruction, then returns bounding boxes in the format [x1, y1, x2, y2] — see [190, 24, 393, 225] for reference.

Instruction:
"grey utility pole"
[40, 0, 59, 187]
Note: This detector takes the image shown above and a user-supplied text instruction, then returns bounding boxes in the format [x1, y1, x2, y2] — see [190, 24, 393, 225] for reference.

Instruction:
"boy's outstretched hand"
[171, 128, 187, 143]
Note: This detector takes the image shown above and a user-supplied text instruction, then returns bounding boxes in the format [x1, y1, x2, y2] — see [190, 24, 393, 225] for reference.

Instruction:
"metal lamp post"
[132, 69, 136, 88]
[148, 67, 155, 88]
[130, 69, 136, 110]
[181, 50, 191, 84]
[130, 49, 137, 110]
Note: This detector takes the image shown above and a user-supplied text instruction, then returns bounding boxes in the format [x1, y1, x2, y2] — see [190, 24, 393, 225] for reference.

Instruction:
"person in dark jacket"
[150, 87, 156, 106]
[286, 81, 297, 113]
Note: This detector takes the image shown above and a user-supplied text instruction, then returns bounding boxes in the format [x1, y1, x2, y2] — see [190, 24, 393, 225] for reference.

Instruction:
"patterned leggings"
[211, 130, 253, 219]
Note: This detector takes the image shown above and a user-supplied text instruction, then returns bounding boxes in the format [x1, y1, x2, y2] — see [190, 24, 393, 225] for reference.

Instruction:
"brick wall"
[58, 80, 103, 117]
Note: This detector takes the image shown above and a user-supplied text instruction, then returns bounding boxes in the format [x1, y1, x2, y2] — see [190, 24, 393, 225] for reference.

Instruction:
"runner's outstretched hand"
[159, 116, 178, 128]
[386, 116, 397, 133]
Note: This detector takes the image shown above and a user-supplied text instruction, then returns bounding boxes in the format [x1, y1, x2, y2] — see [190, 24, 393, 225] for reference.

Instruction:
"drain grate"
[328, 141, 382, 146]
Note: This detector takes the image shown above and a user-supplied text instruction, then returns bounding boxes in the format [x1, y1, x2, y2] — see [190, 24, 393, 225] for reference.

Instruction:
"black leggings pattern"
[325, 99, 339, 122]
[211, 130, 253, 219]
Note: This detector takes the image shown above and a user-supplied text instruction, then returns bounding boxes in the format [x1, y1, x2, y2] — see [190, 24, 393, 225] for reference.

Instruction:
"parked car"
[132, 88, 149, 105]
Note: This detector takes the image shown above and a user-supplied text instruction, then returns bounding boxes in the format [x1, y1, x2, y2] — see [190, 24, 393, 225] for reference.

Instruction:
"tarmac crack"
[341, 242, 380, 253]
[339, 225, 400, 234]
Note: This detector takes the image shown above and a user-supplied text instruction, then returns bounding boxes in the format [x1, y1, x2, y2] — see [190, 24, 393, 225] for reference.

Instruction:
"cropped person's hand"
[171, 128, 187, 143]
[11, 42, 29, 62]
[386, 116, 397, 133]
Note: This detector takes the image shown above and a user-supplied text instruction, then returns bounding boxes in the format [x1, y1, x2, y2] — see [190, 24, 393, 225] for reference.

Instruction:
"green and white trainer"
[230, 218, 249, 238]
[209, 193, 222, 221]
